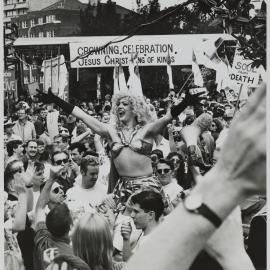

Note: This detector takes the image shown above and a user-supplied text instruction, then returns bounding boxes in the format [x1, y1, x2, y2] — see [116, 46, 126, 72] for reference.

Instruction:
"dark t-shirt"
[33, 221, 74, 270]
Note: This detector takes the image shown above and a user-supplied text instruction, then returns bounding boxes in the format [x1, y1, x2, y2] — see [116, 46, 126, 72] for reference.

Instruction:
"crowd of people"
[4, 82, 266, 270]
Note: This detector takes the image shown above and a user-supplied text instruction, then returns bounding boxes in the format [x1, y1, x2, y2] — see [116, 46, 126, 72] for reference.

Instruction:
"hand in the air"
[36, 87, 56, 104]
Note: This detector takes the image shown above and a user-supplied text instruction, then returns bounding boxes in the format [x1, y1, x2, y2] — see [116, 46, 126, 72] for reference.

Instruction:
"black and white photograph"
[2, 0, 267, 269]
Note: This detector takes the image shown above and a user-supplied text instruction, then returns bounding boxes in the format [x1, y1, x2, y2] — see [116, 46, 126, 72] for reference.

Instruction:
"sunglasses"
[52, 186, 64, 194]
[55, 159, 69, 166]
[12, 167, 24, 174]
[157, 168, 171, 175]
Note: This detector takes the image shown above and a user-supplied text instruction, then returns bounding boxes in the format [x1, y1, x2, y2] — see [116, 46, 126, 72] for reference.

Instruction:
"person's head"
[166, 152, 182, 171]
[151, 149, 164, 165]
[37, 139, 46, 154]
[46, 203, 72, 238]
[17, 108, 27, 121]
[156, 159, 174, 186]
[112, 92, 154, 127]
[72, 212, 113, 270]
[4, 121, 15, 135]
[59, 127, 70, 137]
[6, 140, 24, 157]
[69, 143, 86, 165]
[32, 161, 45, 187]
[80, 157, 99, 189]
[25, 140, 38, 159]
[4, 160, 25, 193]
[38, 107, 48, 119]
[101, 112, 110, 123]
[51, 151, 69, 167]
[53, 135, 69, 151]
[130, 189, 164, 230]
[48, 182, 66, 205]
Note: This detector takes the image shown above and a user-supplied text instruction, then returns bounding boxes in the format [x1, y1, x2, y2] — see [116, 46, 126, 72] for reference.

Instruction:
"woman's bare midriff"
[113, 148, 153, 177]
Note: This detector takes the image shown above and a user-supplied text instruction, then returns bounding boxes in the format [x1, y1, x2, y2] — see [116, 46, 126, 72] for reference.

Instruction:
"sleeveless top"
[111, 126, 153, 159]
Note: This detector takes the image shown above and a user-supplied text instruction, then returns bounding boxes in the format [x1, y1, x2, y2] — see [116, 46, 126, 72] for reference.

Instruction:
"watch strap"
[198, 203, 222, 228]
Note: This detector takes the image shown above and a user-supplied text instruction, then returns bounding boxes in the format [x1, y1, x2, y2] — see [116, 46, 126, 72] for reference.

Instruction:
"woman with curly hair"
[37, 88, 204, 206]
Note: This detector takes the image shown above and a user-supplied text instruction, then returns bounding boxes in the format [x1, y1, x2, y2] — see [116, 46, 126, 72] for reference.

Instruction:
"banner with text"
[229, 47, 260, 87]
[69, 34, 234, 68]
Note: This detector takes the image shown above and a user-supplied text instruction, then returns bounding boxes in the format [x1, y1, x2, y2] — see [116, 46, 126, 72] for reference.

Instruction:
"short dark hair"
[151, 149, 164, 159]
[51, 150, 69, 164]
[46, 203, 72, 237]
[25, 139, 37, 148]
[80, 156, 99, 175]
[82, 150, 99, 158]
[69, 142, 86, 154]
[6, 140, 23, 157]
[157, 158, 174, 170]
[36, 139, 45, 146]
[166, 152, 183, 162]
[131, 190, 164, 221]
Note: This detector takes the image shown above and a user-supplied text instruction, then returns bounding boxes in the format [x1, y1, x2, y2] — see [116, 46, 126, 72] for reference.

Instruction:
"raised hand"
[36, 88, 56, 104]
[171, 88, 208, 118]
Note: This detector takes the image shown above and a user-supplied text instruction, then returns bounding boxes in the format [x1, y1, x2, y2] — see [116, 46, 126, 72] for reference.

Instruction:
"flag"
[127, 54, 143, 96]
[113, 65, 120, 95]
[166, 53, 174, 89]
[118, 64, 128, 92]
[192, 50, 204, 87]
[41, 55, 68, 99]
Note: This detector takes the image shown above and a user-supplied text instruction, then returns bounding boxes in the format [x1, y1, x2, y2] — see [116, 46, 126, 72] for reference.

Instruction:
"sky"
[100, 0, 185, 11]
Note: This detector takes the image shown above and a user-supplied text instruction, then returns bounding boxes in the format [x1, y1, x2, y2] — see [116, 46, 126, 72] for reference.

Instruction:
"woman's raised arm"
[37, 89, 110, 138]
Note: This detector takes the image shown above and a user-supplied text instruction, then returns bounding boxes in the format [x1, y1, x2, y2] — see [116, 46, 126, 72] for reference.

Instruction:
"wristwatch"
[184, 194, 222, 228]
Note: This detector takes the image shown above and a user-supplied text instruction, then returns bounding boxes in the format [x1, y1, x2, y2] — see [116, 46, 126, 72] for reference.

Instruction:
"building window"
[38, 17, 43, 24]
[45, 15, 55, 23]
[6, 0, 13, 5]
[22, 21, 27, 28]
[52, 30, 56, 37]
[6, 10, 15, 17]
[46, 31, 52, 37]
[30, 19, 35, 27]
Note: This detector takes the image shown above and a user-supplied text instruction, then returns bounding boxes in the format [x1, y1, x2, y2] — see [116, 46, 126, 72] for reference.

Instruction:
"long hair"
[72, 212, 113, 270]
[4, 251, 25, 270]
[111, 92, 155, 128]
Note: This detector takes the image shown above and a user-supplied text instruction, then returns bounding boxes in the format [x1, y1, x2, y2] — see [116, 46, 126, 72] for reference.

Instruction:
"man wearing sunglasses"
[156, 159, 184, 205]
[51, 151, 75, 192]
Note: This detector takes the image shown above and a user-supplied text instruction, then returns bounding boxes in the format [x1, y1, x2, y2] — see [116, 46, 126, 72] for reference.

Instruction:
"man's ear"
[148, 210, 155, 221]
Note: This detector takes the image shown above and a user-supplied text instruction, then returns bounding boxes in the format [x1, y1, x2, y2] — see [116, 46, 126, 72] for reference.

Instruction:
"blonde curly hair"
[111, 92, 156, 128]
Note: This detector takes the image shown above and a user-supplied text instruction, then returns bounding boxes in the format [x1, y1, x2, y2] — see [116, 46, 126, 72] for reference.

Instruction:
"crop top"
[111, 126, 153, 159]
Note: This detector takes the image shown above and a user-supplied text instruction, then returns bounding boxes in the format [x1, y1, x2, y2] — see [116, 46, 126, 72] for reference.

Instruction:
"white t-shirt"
[163, 182, 183, 202]
[66, 182, 107, 212]
[132, 233, 149, 254]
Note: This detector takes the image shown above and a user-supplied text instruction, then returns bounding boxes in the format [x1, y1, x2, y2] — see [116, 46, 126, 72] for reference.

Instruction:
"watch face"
[185, 194, 203, 210]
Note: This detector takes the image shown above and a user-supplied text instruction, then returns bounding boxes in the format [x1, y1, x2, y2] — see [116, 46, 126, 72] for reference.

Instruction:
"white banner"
[69, 34, 234, 68]
[229, 47, 260, 87]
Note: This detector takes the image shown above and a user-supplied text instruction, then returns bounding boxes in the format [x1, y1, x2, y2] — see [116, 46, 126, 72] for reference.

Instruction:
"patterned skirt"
[112, 175, 167, 211]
